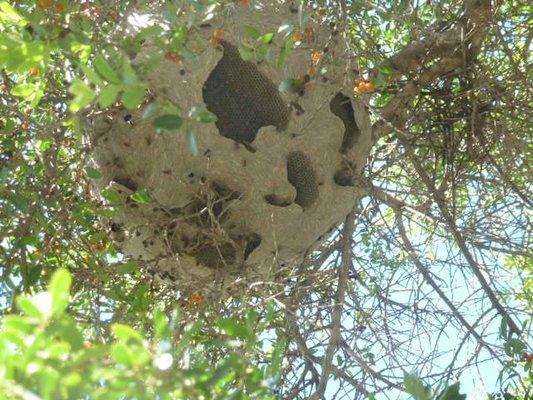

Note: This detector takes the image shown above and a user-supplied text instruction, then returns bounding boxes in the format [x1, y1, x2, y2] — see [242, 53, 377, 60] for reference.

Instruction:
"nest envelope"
[87, 2, 369, 296]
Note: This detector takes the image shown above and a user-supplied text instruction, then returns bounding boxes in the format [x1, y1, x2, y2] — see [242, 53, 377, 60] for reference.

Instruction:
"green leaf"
[8, 193, 30, 212]
[11, 82, 35, 98]
[277, 38, 293, 68]
[101, 188, 121, 204]
[499, 316, 508, 339]
[0, 1, 26, 25]
[85, 167, 102, 179]
[48, 268, 71, 315]
[218, 319, 251, 339]
[121, 59, 140, 85]
[207, 360, 237, 389]
[131, 189, 150, 204]
[404, 373, 431, 400]
[154, 114, 183, 131]
[18, 293, 52, 319]
[238, 44, 255, 62]
[437, 382, 466, 400]
[68, 80, 95, 113]
[190, 108, 217, 123]
[54, 316, 84, 351]
[121, 84, 145, 109]
[93, 54, 121, 84]
[186, 127, 199, 156]
[80, 64, 103, 85]
[257, 33, 274, 45]
[278, 78, 302, 93]
[111, 342, 133, 365]
[243, 25, 261, 40]
[112, 324, 144, 342]
[266, 334, 287, 381]
[38, 140, 52, 152]
[3, 315, 33, 334]
[137, 25, 166, 43]
[380, 65, 394, 76]
[62, 373, 82, 387]
[98, 84, 120, 108]
[116, 260, 139, 275]
[154, 307, 169, 338]
[504, 338, 525, 357]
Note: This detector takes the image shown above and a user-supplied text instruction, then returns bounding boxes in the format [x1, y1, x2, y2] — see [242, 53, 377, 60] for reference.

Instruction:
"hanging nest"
[85, 1, 370, 300]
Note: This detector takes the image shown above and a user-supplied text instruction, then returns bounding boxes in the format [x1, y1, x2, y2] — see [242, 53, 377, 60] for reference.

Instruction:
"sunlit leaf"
[48, 268, 71, 315]
[121, 84, 145, 109]
[218, 319, 251, 339]
[404, 373, 431, 400]
[68, 80, 95, 113]
[85, 167, 102, 179]
[93, 54, 121, 84]
[131, 189, 149, 204]
[112, 324, 144, 342]
[98, 84, 120, 108]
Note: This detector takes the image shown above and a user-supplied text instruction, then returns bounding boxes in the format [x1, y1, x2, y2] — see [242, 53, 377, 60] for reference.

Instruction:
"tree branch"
[309, 206, 358, 399]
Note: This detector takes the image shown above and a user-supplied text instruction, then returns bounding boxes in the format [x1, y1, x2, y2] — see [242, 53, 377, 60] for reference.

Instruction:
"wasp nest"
[86, 1, 371, 297]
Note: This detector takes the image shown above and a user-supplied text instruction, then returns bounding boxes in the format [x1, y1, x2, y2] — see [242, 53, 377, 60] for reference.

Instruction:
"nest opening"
[264, 194, 292, 207]
[244, 233, 262, 260]
[330, 92, 360, 153]
[333, 167, 355, 187]
[202, 40, 290, 144]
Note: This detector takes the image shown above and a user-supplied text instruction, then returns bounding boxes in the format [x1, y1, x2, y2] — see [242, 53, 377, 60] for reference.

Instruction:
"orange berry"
[191, 292, 205, 304]
[21, 121, 30, 130]
[211, 30, 223, 47]
[293, 32, 303, 43]
[240, 0, 249, 6]
[55, 3, 65, 12]
[364, 82, 375, 93]
[90, 243, 105, 252]
[311, 51, 321, 63]
[164, 51, 181, 64]
[29, 67, 39, 76]
[38, 0, 53, 9]
[354, 81, 374, 94]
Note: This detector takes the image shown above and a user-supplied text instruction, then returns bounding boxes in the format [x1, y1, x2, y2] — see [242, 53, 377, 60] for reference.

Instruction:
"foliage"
[0, 0, 531, 399]
[0, 269, 282, 399]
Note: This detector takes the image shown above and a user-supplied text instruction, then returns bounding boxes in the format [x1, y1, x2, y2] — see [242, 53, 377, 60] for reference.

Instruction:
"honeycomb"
[287, 151, 319, 208]
[202, 40, 290, 143]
